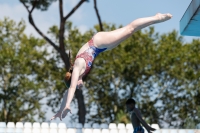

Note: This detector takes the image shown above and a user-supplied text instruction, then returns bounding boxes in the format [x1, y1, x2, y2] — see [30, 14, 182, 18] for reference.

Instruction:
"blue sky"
[0, 0, 199, 124]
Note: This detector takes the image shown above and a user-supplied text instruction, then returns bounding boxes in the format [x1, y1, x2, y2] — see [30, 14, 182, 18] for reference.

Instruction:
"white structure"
[0, 122, 199, 133]
[32, 122, 40, 133]
[180, 0, 200, 36]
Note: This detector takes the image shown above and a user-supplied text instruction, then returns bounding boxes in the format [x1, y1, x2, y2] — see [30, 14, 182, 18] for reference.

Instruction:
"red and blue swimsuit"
[75, 38, 107, 76]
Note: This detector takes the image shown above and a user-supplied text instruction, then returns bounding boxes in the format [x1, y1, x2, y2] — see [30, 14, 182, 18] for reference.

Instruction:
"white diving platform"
[180, 0, 200, 36]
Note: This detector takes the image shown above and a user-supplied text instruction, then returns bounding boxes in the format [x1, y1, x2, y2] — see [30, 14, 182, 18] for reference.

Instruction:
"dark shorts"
[134, 126, 144, 133]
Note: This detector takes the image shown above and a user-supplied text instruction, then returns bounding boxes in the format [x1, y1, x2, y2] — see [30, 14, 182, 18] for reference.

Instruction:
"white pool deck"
[180, 0, 200, 36]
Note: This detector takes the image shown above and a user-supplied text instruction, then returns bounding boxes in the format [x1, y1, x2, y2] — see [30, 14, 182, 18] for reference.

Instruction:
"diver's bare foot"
[155, 13, 172, 23]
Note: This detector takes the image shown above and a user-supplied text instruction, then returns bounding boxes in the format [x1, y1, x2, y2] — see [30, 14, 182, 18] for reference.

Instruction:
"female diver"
[51, 13, 172, 121]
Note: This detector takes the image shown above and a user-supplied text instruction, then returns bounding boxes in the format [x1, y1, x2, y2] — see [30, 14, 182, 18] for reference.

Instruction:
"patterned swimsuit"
[75, 38, 107, 76]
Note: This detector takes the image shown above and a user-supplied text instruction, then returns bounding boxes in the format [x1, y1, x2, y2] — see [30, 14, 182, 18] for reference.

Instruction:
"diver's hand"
[147, 129, 153, 133]
[51, 111, 63, 121]
[150, 127, 156, 131]
[147, 127, 156, 133]
[62, 108, 71, 119]
[51, 108, 71, 121]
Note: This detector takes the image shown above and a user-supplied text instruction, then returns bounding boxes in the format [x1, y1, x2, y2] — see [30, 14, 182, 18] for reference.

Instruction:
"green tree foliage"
[4, 14, 199, 127]
[83, 24, 200, 128]
[20, 0, 104, 124]
[85, 25, 159, 124]
[153, 33, 200, 128]
[0, 18, 64, 122]
[19, 0, 92, 124]
[46, 22, 200, 127]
